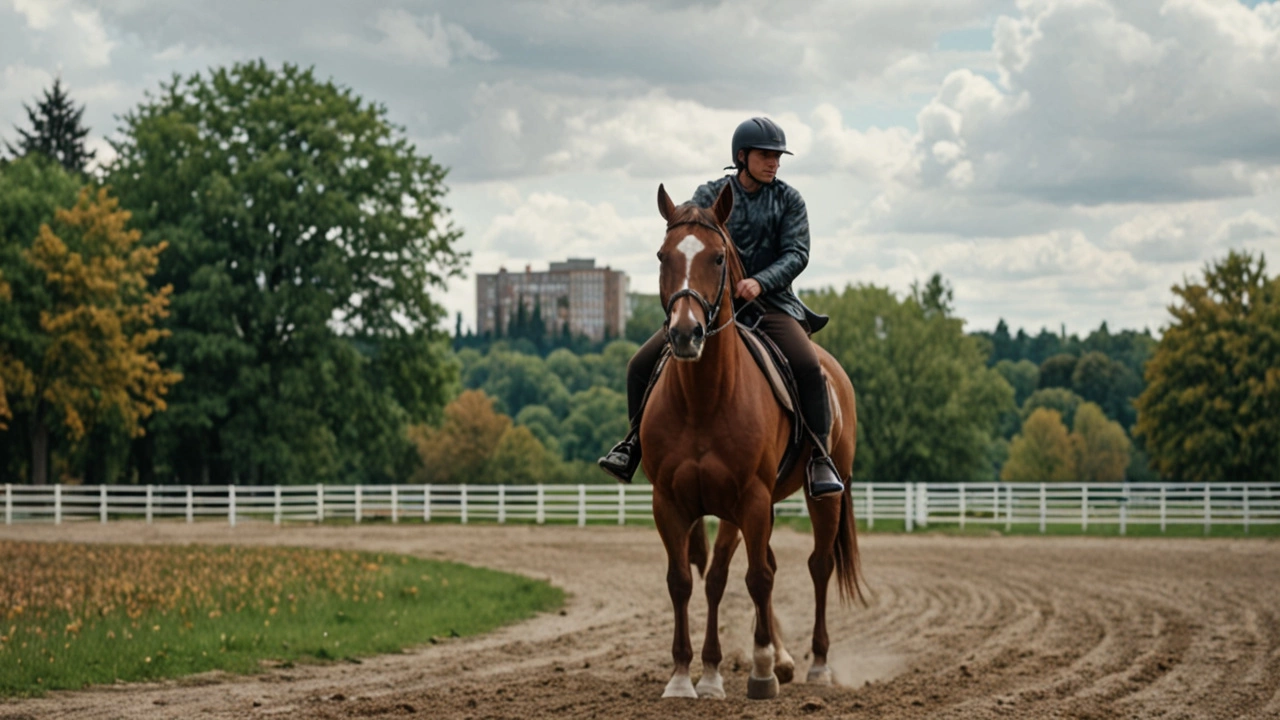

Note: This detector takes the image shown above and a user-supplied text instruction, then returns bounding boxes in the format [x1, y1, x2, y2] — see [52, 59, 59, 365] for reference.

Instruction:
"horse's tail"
[688, 517, 709, 579]
[834, 487, 866, 606]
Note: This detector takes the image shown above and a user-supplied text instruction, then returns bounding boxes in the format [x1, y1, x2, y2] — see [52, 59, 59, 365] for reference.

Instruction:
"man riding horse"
[599, 116, 845, 498]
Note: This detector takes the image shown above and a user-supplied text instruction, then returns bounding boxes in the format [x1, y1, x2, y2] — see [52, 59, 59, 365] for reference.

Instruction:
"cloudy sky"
[3, 0, 1278, 337]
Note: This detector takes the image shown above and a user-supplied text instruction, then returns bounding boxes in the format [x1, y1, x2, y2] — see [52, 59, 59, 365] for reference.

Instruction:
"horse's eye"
[715, 254, 725, 266]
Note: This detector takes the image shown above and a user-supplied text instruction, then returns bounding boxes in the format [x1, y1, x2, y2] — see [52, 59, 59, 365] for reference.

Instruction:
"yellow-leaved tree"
[1000, 408, 1077, 482]
[409, 389, 557, 484]
[15, 187, 180, 484]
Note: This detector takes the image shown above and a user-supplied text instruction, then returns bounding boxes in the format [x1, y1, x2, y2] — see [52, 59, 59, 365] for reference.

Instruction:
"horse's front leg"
[805, 491, 841, 685]
[654, 502, 697, 698]
[696, 519, 740, 699]
[741, 496, 780, 700]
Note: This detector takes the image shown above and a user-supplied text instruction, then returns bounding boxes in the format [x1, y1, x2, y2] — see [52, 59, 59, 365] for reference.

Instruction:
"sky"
[2, 0, 1278, 337]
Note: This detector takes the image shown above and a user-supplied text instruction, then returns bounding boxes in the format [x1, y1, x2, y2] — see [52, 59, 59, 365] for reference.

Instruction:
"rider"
[598, 116, 845, 498]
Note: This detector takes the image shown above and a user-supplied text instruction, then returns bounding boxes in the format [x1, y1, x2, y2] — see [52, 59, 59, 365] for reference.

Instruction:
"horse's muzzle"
[668, 323, 705, 361]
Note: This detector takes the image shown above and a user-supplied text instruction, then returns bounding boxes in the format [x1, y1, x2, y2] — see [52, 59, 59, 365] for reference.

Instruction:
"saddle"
[641, 319, 818, 488]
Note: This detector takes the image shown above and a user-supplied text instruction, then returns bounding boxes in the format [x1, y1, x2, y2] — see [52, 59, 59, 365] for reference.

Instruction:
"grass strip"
[0, 541, 563, 697]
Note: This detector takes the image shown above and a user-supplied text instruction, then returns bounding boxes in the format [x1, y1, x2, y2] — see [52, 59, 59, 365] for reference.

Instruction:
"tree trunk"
[30, 416, 49, 485]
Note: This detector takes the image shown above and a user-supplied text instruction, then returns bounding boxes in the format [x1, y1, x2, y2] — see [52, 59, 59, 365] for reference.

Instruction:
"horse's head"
[656, 183, 745, 361]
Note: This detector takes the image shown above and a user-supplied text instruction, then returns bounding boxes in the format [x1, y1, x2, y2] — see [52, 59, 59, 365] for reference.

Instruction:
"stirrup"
[597, 438, 641, 483]
[806, 450, 844, 498]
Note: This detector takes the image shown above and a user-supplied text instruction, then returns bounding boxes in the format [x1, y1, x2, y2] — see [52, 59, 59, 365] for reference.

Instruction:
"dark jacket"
[692, 175, 828, 334]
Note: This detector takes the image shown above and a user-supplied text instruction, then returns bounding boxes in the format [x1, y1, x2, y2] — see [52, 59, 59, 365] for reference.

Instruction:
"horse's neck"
[669, 323, 747, 414]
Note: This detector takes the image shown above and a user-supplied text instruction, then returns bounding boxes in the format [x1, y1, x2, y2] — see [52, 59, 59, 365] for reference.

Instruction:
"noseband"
[663, 219, 734, 338]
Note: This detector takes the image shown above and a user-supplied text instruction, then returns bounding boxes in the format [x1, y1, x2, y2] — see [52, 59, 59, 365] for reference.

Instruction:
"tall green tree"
[106, 61, 467, 484]
[1135, 251, 1280, 482]
[0, 157, 81, 480]
[625, 293, 665, 344]
[5, 79, 97, 174]
[1071, 402, 1130, 483]
[808, 283, 1014, 483]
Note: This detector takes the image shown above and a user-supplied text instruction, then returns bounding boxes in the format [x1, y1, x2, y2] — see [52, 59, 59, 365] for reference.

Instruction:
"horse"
[642, 182, 864, 701]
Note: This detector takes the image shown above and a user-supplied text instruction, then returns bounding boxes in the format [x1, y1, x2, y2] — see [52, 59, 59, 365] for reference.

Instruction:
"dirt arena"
[1, 521, 1278, 719]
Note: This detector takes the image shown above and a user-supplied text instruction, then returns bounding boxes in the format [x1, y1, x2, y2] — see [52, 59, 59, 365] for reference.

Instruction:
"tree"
[1135, 251, 1280, 482]
[409, 390, 510, 484]
[807, 283, 1014, 483]
[107, 61, 467, 484]
[1071, 402, 1130, 483]
[1001, 409, 1076, 482]
[625, 293, 665, 344]
[6, 188, 179, 484]
[1021, 387, 1084, 428]
[1070, 351, 1141, 428]
[995, 359, 1040, 407]
[5, 79, 97, 174]
[559, 387, 630, 463]
[0, 157, 81, 479]
[1038, 353, 1078, 389]
[490, 425, 555, 484]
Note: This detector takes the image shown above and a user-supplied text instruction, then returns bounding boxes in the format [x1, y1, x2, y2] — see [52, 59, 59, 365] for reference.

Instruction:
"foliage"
[558, 387, 629, 463]
[995, 359, 1040, 407]
[1001, 409, 1076, 482]
[806, 282, 1014, 483]
[1135, 251, 1280, 482]
[1071, 402, 1130, 483]
[1070, 351, 1142, 428]
[106, 60, 465, 484]
[4, 78, 97, 174]
[1021, 387, 1084, 429]
[626, 293, 665, 344]
[409, 390, 512, 484]
[0, 541, 562, 696]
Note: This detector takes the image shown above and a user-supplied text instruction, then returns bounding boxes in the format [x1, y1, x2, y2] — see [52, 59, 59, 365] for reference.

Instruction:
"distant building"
[475, 258, 629, 342]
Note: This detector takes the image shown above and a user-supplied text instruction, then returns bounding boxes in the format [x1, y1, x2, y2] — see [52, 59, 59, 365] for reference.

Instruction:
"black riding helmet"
[730, 116, 793, 169]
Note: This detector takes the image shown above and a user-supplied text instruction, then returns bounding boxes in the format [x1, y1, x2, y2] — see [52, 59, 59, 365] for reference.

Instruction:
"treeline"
[2, 64, 465, 485]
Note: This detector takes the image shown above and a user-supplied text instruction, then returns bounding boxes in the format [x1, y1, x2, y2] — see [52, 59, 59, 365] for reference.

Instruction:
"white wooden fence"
[3, 482, 1278, 534]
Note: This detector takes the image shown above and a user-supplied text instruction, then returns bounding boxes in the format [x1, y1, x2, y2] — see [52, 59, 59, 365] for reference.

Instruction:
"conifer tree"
[6, 78, 97, 174]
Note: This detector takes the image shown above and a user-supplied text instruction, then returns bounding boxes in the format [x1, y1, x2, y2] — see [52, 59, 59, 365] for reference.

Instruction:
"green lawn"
[0, 542, 563, 697]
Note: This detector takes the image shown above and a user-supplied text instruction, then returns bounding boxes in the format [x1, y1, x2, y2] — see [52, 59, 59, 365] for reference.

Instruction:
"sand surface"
[1, 521, 1278, 719]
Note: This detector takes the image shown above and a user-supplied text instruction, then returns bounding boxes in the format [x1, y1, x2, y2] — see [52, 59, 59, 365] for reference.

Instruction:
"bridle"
[662, 219, 735, 338]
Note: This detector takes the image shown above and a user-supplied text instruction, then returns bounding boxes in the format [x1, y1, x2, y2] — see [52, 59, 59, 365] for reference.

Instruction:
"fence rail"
[2, 482, 1277, 534]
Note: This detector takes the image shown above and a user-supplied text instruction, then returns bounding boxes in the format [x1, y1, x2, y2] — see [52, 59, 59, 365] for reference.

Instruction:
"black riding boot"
[598, 432, 641, 483]
[798, 374, 844, 498]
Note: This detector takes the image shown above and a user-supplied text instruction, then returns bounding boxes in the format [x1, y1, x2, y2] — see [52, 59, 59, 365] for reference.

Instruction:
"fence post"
[1243, 485, 1250, 534]
[229, 485, 237, 528]
[391, 485, 399, 524]
[1203, 483, 1211, 536]
[422, 485, 430, 523]
[1159, 485, 1166, 533]
[1038, 483, 1046, 534]
[578, 484, 587, 527]
[1081, 485, 1088, 531]
[536, 484, 545, 525]
[316, 484, 324, 523]
[146, 484, 154, 524]
[1005, 485, 1013, 532]
[904, 483, 913, 532]
[100, 484, 108, 524]
[355, 485, 363, 524]
[618, 485, 626, 526]
[867, 483, 875, 529]
[1119, 485, 1128, 536]
[274, 485, 282, 526]
[54, 484, 62, 525]
[917, 484, 929, 528]
[498, 485, 506, 524]
[461, 484, 469, 525]
[959, 484, 966, 530]
[186, 485, 193, 524]
[3, 483, 9, 525]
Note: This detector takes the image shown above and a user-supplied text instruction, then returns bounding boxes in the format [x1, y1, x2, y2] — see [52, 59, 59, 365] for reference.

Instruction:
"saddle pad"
[739, 329, 795, 414]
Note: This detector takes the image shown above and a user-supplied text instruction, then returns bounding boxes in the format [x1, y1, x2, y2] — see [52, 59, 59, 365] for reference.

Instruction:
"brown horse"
[643, 183, 863, 701]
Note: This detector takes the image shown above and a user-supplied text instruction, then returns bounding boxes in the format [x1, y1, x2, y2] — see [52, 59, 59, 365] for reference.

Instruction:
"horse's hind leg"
[763, 545, 797, 685]
[654, 503, 698, 698]
[804, 491, 841, 685]
[696, 520, 740, 699]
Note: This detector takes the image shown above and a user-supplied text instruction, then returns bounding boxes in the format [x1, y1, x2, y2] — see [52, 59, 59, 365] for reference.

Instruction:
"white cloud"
[369, 10, 498, 67]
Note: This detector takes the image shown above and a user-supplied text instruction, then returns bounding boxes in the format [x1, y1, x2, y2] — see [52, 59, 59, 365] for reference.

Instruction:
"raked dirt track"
[1, 521, 1279, 719]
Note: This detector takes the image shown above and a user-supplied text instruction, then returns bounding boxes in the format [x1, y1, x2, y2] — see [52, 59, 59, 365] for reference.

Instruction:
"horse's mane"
[669, 202, 748, 290]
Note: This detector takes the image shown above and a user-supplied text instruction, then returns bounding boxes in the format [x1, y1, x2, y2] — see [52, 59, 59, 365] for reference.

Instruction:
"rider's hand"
[736, 278, 763, 301]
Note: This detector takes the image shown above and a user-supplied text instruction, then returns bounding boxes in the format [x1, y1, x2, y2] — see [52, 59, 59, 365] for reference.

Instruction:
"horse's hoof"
[775, 660, 795, 685]
[746, 674, 779, 700]
[695, 679, 725, 699]
[662, 673, 697, 698]
[806, 665, 833, 685]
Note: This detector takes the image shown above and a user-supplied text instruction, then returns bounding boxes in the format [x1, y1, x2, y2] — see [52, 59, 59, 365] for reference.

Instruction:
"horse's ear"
[712, 182, 733, 226]
[657, 184, 676, 222]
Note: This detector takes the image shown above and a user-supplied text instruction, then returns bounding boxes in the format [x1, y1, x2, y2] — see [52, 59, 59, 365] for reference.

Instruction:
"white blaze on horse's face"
[676, 234, 704, 292]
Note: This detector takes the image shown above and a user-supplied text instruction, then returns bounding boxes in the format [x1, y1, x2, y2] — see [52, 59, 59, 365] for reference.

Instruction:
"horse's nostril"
[692, 325, 705, 340]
